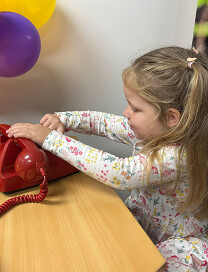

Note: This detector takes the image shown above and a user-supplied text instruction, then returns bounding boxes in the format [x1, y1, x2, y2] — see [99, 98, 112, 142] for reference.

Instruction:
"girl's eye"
[130, 106, 139, 112]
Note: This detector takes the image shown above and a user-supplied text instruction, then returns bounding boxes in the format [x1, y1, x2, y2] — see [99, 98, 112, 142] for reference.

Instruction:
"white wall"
[0, 0, 197, 198]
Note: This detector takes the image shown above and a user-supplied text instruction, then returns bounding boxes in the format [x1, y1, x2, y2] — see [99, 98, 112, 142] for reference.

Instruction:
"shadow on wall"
[0, 64, 65, 124]
[38, 5, 122, 113]
[38, 6, 77, 57]
[193, 0, 208, 53]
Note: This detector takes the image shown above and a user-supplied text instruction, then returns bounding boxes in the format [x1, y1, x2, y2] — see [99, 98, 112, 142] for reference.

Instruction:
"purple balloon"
[0, 12, 41, 77]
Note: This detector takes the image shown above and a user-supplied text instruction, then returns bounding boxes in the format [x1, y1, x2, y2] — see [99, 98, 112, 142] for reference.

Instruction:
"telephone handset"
[0, 124, 49, 181]
[0, 124, 49, 215]
[0, 124, 78, 216]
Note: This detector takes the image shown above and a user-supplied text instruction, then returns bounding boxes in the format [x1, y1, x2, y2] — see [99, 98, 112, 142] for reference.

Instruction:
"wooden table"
[0, 172, 165, 272]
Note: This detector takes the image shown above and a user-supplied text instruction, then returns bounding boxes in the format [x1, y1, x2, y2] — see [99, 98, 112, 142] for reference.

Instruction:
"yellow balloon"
[0, 0, 56, 28]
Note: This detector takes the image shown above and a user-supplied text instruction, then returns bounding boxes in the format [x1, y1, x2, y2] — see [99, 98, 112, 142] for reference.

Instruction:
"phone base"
[0, 149, 79, 193]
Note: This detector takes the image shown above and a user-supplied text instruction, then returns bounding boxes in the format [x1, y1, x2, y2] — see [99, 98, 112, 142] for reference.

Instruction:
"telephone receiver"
[0, 124, 49, 182]
[0, 124, 78, 215]
[0, 124, 49, 215]
[0, 123, 78, 194]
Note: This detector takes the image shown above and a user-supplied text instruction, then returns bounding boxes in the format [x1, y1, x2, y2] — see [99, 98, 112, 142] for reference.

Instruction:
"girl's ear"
[166, 108, 181, 128]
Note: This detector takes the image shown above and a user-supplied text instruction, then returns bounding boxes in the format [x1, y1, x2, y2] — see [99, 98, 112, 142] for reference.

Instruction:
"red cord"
[0, 168, 48, 216]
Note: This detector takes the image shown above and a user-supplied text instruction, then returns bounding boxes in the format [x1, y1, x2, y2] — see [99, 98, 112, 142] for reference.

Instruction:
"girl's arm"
[54, 111, 137, 146]
[6, 123, 184, 190]
[42, 130, 183, 190]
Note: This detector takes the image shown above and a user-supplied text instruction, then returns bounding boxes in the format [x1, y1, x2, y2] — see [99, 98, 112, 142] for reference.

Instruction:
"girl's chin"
[134, 133, 142, 139]
[134, 132, 146, 141]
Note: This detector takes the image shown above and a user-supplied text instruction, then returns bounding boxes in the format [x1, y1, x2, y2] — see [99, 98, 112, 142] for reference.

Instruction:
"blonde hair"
[122, 46, 208, 219]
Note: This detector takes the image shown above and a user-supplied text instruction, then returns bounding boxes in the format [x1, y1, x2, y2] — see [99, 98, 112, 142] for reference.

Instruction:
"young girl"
[7, 46, 208, 271]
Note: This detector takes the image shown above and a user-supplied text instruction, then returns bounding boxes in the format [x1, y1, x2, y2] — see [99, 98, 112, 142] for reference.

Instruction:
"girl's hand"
[6, 123, 52, 146]
[40, 113, 65, 134]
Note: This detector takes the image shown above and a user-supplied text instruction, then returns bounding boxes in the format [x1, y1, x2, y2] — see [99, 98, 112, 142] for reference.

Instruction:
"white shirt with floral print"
[42, 111, 208, 271]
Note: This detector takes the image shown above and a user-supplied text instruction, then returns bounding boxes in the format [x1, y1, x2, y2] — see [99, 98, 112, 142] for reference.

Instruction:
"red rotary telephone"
[0, 124, 78, 215]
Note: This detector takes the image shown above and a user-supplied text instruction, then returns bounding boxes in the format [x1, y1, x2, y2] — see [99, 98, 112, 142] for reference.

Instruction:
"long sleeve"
[55, 111, 137, 146]
[42, 130, 185, 191]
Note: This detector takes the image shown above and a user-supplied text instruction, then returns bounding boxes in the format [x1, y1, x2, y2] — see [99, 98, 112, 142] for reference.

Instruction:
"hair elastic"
[187, 57, 197, 69]
[192, 47, 199, 54]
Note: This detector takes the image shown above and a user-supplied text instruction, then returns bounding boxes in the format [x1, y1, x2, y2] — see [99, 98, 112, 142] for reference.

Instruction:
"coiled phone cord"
[0, 168, 48, 216]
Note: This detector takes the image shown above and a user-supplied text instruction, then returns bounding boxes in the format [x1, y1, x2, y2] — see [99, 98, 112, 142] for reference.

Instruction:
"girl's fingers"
[57, 126, 64, 134]
[48, 123, 59, 130]
[6, 124, 31, 138]
[41, 117, 61, 130]
[42, 119, 53, 128]
[6, 123, 52, 146]
[40, 113, 58, 125]
[40, 114, 50, 125]
[12, 132, 31, 139]
[7, 123, 25, 132]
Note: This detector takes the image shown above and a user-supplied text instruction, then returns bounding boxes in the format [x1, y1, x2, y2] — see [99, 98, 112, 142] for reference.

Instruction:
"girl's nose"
[123, 107, 130, 119]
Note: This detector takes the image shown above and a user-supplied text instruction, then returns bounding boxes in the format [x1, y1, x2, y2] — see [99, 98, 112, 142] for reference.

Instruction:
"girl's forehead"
[123, 84, 137, 95]
[123, 76, 140, 89]
[124, 85, 146, 102]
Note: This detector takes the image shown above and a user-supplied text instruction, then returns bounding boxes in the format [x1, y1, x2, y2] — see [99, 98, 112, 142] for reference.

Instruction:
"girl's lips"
[128, 122, 133, 129]
[127, 122, 134, 130]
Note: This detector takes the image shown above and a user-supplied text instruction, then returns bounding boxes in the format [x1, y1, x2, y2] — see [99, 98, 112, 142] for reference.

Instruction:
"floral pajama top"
[42, 111, 208, 272]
